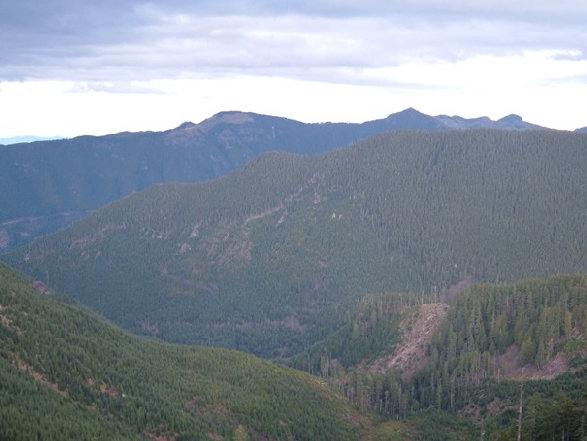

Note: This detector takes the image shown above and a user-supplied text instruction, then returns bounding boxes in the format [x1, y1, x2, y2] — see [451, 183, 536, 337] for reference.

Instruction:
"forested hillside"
[304, 275, 586, 441]
[3, 130, 586, 360]
[0, 263, 368, 441]
[323, 130, 586, 288]
[0, 108, 545, 250]
[3, 265, 582, 441]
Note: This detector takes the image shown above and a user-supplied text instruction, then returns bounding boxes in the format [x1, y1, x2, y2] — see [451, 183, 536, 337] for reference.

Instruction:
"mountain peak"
[376, 107, 445, 130]
[498, 114, 523, 123]
[393, 107, 425, 117]
[197, 111, 256, 133]
[176, 121, 196, 130]
[495, 113, 547, 130]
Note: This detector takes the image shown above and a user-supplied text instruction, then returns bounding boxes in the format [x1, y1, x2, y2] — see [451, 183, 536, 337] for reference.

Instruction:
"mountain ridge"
[5, 129, 585, 360]
[0, 108, 551, 251]
[0, 107, 552, 144]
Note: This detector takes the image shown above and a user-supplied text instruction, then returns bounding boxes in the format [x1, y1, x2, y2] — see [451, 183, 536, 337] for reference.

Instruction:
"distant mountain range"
[0, 135, 63, 145]
[0, 108, 556, 251]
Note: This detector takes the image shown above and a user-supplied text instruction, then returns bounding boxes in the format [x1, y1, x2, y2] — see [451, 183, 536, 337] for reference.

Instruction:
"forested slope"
[321, 130, 586, 287]
[0, 108, 546, 250]
[3, 153, 400, 358]
[3, 130, 586, 359]
[302, 275, 586, 441]
[0, 263, 367, 441]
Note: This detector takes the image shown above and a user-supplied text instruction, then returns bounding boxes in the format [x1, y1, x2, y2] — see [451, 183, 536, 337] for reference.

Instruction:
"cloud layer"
[1, 1, 586, 136]
[2, 1, 585, 83]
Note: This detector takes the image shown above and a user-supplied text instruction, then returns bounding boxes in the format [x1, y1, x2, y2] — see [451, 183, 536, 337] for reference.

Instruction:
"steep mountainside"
[0, 263, 369, 441]
[298, 274, 587, 377]
[298, 275, 586, 440]
[1, 265, 585, 440]
[4, 130, 586, 360]
[0, 108, 545, 250]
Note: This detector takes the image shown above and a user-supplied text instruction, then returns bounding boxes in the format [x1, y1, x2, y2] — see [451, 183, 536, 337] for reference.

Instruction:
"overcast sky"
[1, 0, 586, 137]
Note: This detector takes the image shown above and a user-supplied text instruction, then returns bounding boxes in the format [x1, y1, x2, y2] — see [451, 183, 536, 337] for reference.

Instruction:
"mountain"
[0, 108, 547, 251]
[576, 126, 587, 133]
[0, 263, 368, 441]
[4, 129, 585, 361]
[297, 274, 587, 380]
[436, 112, 545, 130]
[1, 257, 584, 440]
[300, 274, 586, 441]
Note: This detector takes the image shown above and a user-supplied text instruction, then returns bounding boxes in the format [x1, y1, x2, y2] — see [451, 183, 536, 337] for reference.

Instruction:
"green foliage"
[292, 293, 404, 375]
[311, 275, 586, 441]
[0, 109, 447, 251]
[3, 130, 586, 360]
[479, 376, 587, 441]
[0, 361, 142, 441]
[403, 410, 479, 441]
[421, 274, 587, 411]
[322, 130, 586, 288]
[0, 263, 365, 441]
[0, 109, 544, 251]
[368, 420, 417, 441]
[3, 162, 400, 359]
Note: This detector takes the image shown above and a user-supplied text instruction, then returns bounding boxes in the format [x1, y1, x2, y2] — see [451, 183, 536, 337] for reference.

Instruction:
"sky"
[1, 0, 586, 138]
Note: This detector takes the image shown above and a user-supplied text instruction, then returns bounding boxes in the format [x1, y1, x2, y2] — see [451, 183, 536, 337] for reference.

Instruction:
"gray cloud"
[1, 0, 585, 83]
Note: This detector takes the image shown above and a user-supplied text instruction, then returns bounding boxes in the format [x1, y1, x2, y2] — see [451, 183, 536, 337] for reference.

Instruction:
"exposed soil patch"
[99, 381, 120, 398]
[281, 315, 307, 333]
[186, 396, 201, 410]
[32, 280, 54, 295]
[243, 204, 284, 226]
[0, 313, 12, 328]
[144, 428, 178, 441]
[0, 305, 18, 332]
[446, 275, 474, 301]
[461, 403, 482, 420]
[216, 239, 253, 267]
[142, 321, 160, 337]
[497, 345, 569, 380]
[368, 303, 449, 380]
[199, 229, 253, 268]
[13, 355, 66, 397]
[486, 397, 507, 417]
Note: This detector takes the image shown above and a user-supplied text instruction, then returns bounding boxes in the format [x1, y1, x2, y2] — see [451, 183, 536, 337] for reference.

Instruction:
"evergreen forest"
[4, 130, 585, 359]
[0, 108, 543, 250]
[297, 275, 586, 440]
[0, 263, 366, 441]
[1, 128, 586, 440]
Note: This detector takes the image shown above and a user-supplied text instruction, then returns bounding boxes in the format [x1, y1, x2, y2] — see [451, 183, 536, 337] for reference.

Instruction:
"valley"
[1, 118, 585, 440]
[1, 265, 584, 440]
[4, 129, 585, 359]
[3, 0, 586, 439]
[0, 263, 368, 440]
